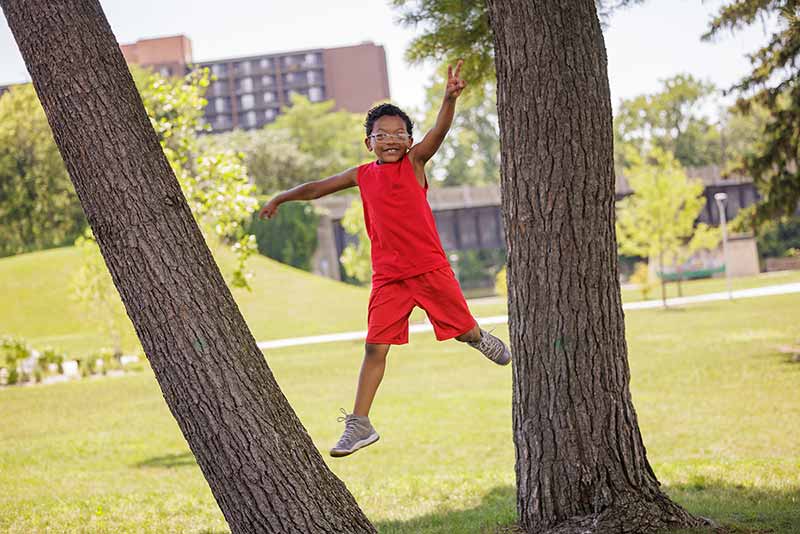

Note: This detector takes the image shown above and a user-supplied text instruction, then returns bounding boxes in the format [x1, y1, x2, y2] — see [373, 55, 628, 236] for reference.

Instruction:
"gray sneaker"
[468, 328, 511, 365]
[330, 409, 380, 458]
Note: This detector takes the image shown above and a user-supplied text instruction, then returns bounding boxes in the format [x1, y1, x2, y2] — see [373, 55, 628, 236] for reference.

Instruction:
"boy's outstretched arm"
[410, 60, 467, 165]
[258, 167, 358, 220]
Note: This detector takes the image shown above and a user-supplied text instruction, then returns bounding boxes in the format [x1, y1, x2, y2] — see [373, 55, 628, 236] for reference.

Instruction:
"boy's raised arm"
[258, 167, 358, 220]
[410, 60, 467, 164]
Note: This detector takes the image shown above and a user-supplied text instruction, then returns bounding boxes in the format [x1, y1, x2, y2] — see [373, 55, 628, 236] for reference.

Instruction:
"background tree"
[613, 74, 722, 169]
[269, 93, 367, 178]
[199, 127, 317, 195]
[717, 99, 771, 173]
[485, 1, 705, 532]
[391, 0, 645, 88]
[419, 67, 500, 186]
[705, 1, 800, 224]
[616, 149, 720, 305]
[0, 84, 85, 256]
[0, 1, 375, 532]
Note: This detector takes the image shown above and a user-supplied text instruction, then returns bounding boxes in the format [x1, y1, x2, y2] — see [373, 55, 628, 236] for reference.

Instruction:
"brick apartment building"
[120, 35, 390, 132]
[1, 34, 390, 133]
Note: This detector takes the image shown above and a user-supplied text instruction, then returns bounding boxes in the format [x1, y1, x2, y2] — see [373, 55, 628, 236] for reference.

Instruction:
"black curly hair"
[364, 103, 414, 137]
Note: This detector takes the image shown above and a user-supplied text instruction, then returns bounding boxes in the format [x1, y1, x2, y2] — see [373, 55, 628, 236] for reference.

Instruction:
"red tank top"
[356, 154, 450, 288]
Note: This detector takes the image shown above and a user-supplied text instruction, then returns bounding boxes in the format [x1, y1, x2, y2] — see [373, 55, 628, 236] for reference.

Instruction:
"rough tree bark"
[484, 2, 707, 533]
[0, 1, 375, 533]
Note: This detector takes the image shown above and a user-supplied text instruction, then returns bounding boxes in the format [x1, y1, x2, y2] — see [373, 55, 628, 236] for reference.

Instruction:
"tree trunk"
[485, 1, 705, 532]
[0, 1, 375, 533]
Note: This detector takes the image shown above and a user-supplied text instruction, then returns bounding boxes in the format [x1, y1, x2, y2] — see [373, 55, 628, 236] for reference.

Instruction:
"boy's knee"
[364, 343, 390, 360]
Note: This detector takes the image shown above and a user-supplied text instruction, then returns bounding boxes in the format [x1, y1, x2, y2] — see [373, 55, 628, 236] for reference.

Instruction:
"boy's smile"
[365, 115, 413, 164]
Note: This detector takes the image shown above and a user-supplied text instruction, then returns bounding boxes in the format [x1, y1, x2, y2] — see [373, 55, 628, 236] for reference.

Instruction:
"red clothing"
[366, 267, 476, 345]
[356, 154, 450, 289]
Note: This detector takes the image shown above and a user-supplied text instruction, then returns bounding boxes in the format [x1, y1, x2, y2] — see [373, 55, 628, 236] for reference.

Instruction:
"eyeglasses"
[369, 132, 411, 142]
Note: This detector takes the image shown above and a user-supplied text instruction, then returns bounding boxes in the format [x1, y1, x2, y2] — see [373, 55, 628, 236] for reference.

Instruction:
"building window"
[307, 70, 321, 84]
[261, 75, 273, 86]
[304, 53, 319, 66]
[214, 116, 230, 129]
[239, 77, 253, 92]
[238, 61, 251, 75]
[309, 87, 324, 102]
[285, 72, 295, 84]
[210, 81, 225, 96]
[265, 109, 276, 121]
[211, 63, 227, 77]
[259, 58, 272, 69]
[283, 55, 304, 69]
[245, 111, 257, 127]
[263, 92, 275, 103]
[214, 98, 226, 113]
[240, 94, 255, 110]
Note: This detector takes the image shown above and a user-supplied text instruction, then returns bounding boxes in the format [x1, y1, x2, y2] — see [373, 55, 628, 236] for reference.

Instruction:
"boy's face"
[365, 115, 413, 163]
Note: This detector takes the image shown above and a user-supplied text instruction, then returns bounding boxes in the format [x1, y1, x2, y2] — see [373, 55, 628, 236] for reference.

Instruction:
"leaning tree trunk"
[485, 2, 707, 533]
[0, 1, 375, 533]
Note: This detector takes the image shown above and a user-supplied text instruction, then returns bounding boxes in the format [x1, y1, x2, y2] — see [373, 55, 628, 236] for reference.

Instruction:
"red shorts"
[366, 267, 477, 345]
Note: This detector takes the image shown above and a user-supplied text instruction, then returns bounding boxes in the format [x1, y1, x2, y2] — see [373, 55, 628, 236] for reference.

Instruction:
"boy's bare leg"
[353, 343, 391, 417]
[455, 324, 481, 343]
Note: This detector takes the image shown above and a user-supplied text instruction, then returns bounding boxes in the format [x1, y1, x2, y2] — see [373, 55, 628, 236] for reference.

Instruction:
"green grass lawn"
[1, 292, 798, 533]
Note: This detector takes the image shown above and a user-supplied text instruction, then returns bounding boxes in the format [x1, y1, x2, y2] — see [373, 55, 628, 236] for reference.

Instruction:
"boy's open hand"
[445, 60, 466, 101]
[258, 198, 280, 220]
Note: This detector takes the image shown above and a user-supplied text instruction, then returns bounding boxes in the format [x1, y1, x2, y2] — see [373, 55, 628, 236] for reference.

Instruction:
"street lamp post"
[714, 192, 733, 300]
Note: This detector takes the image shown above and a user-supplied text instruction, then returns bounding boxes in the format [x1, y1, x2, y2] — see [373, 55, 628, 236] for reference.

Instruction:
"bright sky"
[0, 0, 773, 115]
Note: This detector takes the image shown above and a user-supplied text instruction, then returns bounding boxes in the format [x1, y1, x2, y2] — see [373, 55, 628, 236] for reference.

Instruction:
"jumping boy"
[258, 60, 511, 457]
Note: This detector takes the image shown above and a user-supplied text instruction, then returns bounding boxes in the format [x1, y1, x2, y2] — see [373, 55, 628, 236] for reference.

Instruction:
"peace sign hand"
[445, 59, 466, 101]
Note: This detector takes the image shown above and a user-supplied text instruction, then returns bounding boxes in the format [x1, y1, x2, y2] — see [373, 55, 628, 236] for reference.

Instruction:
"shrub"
[453, 248, 506, 290]
[37, 347, 65, 374]
[495, 266, 507, 297]
[629, 261, 655, 300]
[0, 336, 30, 369]
[248, 201, 319, 271]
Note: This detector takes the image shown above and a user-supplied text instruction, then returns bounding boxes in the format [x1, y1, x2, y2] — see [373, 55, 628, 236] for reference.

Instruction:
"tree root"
[526, 494, 716, 534]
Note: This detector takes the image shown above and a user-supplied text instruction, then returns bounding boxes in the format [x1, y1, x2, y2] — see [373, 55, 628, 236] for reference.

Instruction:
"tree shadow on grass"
[375, 485, 519, 534]
[134, 451, 197, 469]
[664, 477, 800, 534]
[373, 480, 799, 534]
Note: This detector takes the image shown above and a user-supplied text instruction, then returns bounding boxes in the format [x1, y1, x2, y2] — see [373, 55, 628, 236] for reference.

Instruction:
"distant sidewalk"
[257, 282, 800, 351]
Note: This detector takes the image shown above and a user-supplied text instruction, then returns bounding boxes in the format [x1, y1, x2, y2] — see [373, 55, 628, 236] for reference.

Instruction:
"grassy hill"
[0, 245, 371, 356]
